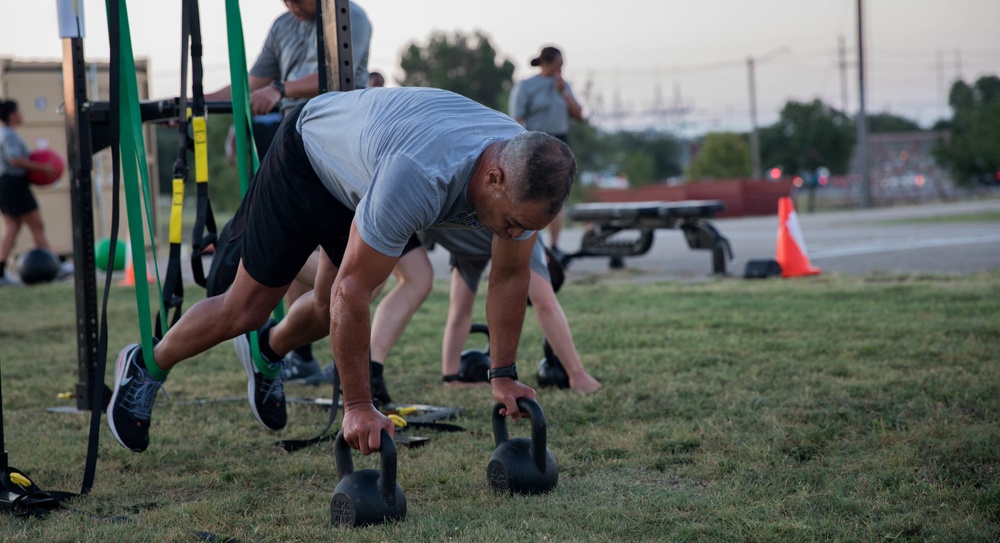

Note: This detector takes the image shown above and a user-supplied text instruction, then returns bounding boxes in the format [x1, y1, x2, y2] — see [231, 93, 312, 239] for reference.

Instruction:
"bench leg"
[681, 221, 734, 275]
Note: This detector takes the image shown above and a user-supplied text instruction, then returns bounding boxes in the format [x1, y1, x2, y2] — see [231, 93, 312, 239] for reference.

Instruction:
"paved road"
[424, 199, 1000, 282]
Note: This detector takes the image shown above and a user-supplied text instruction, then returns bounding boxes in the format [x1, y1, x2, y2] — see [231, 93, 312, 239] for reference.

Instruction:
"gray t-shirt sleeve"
[249, 25, 281, 79]
[529, 236, 551, 281]
[0, 129, 29, 176]
[355, 154, 442, 257]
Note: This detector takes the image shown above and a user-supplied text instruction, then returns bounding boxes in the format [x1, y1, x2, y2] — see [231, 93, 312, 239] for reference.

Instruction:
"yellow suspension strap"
[156, 0, 198, 337]
[187, 0, 217, 290]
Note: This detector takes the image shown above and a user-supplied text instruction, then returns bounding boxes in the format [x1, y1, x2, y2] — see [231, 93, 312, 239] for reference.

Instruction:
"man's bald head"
[496, 132, 577, 217]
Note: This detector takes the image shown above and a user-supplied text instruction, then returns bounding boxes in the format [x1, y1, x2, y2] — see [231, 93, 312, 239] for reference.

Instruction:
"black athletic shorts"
[229, 104, 419, 288]
[0, 173, 39, 217]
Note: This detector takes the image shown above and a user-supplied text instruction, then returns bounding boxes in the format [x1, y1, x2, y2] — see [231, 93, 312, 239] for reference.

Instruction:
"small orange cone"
[118, 239, 155, 286]
[775, 196, 821, 278]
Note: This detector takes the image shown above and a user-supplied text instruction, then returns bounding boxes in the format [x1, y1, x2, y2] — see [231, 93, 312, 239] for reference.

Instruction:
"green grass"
[0, 272, 998, 541]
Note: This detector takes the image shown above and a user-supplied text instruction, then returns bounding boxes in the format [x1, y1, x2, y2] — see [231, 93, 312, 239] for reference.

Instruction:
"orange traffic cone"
[775, 196, 821, 278]
[118, 239, 154, 286]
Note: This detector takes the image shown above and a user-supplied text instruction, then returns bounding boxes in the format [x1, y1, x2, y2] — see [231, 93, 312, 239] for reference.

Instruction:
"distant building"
[848, 131, 953, 205]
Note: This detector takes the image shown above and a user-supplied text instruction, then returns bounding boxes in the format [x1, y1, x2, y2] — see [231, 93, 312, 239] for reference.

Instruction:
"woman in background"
[0, 99, 56, 285]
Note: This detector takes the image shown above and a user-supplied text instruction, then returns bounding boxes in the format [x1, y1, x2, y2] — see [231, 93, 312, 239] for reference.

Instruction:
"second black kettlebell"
[536, 338, 570, 389]
[330, 429, 406, 527]
[459, 323, 490, 383]
[487, 397, 558, 495]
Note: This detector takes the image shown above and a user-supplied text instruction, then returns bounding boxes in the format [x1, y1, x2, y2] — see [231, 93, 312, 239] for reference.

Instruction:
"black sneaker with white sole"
[234, 333, 287, 431]
[107, 343, 167, 452]
[369, 361, 392, 407]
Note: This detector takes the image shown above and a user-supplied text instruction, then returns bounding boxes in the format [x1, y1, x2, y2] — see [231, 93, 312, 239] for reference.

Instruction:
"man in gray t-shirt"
[206, 0, 372, 116]
[107, 88, 578, 457]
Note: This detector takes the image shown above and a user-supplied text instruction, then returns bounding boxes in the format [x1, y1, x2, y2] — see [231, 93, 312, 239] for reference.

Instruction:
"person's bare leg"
[0, 215, 21, 264]
[267, 248, 339, 356]
[152, 261, 289, 371]
[287, 249, 320, 303]
[369, 247, 432, 363]
[283, 250, 322, 367]
[21, 210, 52, 251]
[441, 267, 485, 387]
[527, 270, 601, 394]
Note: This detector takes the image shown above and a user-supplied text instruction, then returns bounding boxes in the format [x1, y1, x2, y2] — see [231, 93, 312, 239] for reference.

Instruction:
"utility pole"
[747, 56, 760, 179]
[838, 36, 849, 113]
[954, 48, 963, 83]
[936, 49, 945, 119]
[856, 0, 870, 209]
[747, 47, 790, 180]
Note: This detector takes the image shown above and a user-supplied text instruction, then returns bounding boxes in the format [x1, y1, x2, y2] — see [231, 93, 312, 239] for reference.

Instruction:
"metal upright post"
[747, 47, 789, 180]
[319, 0, 355, 93]
[856, 0, 870, 209]
[55, 1, 100, 413]
[747, 56, 760, 179]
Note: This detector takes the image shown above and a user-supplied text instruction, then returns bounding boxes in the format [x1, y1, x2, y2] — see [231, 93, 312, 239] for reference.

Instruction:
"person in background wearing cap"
[509, 46, 584, 261]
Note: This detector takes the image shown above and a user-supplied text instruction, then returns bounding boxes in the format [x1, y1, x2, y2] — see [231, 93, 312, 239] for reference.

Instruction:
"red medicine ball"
[27, 149, 65, 186]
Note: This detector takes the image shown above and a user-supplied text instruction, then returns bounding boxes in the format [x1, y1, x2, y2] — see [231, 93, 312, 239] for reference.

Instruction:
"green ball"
[95, 238, 126, 271]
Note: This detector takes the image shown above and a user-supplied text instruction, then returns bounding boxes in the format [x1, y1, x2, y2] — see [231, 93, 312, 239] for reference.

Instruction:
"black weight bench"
[564, 200, 734, 274]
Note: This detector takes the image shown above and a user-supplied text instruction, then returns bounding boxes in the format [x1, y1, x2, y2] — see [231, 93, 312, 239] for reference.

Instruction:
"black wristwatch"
[270, 79, 286, 97]
[487, 364, 518, 381]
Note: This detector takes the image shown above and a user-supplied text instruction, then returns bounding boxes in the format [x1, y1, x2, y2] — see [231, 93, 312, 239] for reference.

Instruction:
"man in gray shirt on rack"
[207, 0, 372, 115]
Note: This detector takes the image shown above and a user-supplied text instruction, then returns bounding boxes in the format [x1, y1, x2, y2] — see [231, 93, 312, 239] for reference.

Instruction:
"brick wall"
[588, 179, 794, 217]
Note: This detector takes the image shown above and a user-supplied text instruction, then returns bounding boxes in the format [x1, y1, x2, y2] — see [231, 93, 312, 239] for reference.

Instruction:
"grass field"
[0, 271, 998, 542]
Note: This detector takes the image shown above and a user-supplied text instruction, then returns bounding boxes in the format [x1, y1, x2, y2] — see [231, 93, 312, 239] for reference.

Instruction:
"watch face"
[488, 365, 518, 381]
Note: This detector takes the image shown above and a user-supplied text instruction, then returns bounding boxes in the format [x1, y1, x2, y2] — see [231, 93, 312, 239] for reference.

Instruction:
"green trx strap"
[110, 0, 168, 364]
[225, 0, 259, 194]
[85, 0, 169, 494]
[224, 0, 283, 373]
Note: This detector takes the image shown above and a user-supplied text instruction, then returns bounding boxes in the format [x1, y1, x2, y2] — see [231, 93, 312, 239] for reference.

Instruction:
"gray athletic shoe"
[303, 363, 337, 386]
[281, 352, 322, 384]
[234, 333, 287, 431]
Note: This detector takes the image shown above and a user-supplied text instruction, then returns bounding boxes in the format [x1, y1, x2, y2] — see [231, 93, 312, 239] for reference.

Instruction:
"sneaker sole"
[235, 335, 275, 431]
[107, 343, 143, 452]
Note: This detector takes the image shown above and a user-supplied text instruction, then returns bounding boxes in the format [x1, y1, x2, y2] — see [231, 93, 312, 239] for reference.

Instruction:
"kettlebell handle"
[543, 338, 556, 361]
[470, 323, 490, 355]
[491, 397, 548, 474]
[333, 429, 399, 505]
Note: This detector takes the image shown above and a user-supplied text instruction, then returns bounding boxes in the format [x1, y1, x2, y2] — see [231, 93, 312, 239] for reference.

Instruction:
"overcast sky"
[1, 0, 997, 136]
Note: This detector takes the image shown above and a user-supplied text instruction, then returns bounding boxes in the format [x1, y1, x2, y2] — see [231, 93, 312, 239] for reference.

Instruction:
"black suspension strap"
[157, 0, 192, 337]
[80, 0, 125, 496]
[187, 0, 218, 290]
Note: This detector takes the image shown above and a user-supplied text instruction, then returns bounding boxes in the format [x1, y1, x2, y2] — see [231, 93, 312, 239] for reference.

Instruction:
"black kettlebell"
[458, 323, 490, 383]
[537, 339, 570, 389]
[330, 429, 406, 527]
[487, 397, 558, 495]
